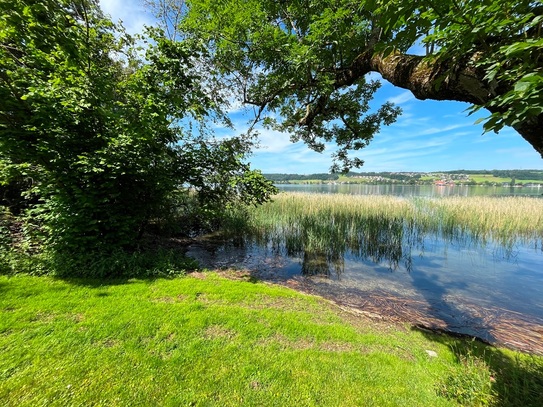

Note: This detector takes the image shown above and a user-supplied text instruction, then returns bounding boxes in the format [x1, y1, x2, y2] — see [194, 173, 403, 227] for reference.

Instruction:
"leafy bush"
[0, 0, 276, 275]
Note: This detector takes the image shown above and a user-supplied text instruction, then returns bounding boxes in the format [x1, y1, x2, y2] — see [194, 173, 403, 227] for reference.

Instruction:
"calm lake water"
[276, 183, 543, 197]
[187, 185, 543, 353]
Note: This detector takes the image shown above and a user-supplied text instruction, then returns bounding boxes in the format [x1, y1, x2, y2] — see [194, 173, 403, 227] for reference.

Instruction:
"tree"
[0, 0, 275, 266]
[174, 0, 543, 168]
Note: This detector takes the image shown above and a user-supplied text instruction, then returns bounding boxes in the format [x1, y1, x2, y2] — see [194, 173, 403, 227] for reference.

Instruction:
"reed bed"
[230, 192, 543, 274]
[422, 196, 543, 243]
[248, 192, 543, 241]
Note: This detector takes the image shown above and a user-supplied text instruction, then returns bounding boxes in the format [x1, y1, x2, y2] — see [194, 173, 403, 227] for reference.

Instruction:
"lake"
[187, 185, 543, 354]
[276, 183, 543, 197]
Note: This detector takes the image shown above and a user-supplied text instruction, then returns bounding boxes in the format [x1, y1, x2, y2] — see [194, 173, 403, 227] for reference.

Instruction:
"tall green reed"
[223, 193, 543, 276]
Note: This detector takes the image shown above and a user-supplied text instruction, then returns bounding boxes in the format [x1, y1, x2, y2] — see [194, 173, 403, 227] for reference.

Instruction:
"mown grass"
[467, 174, 543, 184]
[1, 273, 543, 406]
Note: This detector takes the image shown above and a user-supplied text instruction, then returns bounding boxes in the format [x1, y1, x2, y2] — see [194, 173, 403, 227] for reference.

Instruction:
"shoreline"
[213, 269, 543, 356]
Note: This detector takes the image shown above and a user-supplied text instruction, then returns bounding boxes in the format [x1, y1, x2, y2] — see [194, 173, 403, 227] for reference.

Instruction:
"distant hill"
[263, 173, 339, 182]
[441, 169, 543, 180]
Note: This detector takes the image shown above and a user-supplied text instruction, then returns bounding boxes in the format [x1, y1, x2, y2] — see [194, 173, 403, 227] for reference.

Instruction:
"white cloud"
[99, 0, 153, 35]
[388, 91, 415, 105]
[254, 128, 295, 153]
[392, 114, 433, 128]
[418, 123, 471, 136]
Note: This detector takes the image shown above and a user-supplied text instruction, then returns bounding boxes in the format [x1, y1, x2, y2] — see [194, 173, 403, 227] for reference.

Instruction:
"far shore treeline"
[265, 169, 543, 185]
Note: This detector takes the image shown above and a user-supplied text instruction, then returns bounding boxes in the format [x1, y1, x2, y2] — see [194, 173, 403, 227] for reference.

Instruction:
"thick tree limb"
[327, 51, 543, 158]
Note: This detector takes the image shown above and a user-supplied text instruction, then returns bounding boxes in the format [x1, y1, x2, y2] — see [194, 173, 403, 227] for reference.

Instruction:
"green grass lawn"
[468, 175, 514, 183]
[467, 174, 543, 184]
[336, 175, 370, 183]
[1, 272, 542, 406]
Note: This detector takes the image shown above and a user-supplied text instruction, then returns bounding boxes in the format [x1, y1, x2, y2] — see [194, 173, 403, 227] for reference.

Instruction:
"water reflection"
[300, 250, 343, 277]
[240, 215, 514, 279]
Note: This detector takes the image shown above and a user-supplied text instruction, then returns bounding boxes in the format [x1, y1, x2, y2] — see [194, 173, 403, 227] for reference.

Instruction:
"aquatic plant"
[225, 193, 543, 276]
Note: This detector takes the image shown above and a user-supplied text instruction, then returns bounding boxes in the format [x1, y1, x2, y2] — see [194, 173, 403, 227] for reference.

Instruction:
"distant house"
[434, 180, 455, 186]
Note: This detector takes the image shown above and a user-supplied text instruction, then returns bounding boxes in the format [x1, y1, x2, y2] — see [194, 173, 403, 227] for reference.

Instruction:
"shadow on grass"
[54, 276, 143, 288]
[414, 326, 543, 407]
[46, 243, 199, 284]
[52, 269, 200, 288]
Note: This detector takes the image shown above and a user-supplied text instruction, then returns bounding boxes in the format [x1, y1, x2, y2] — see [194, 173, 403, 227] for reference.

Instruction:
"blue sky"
[100, 0, 543, 174]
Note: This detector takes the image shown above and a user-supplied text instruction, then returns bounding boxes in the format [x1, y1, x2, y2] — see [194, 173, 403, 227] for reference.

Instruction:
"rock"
[425, 350, 438, 358]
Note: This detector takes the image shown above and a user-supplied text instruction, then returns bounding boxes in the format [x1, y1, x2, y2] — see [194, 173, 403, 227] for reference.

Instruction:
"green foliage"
[0, 245, 197, 278]
[488, 169, 543, 181]
[48, 249, 198, 278]
[177, 0, 543, 158]
[347, 0, 543, 134]
[1, 0, 181, 252]
[178, 0, 401, 172]
[178, 136, 278, 210]
[438, 350, 496, 406]
[0, 0, 276, 274]
[374, 0, 543, 133]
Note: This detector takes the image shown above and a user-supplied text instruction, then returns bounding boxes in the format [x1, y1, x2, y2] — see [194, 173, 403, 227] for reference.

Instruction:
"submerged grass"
[1, 273, 542, 406]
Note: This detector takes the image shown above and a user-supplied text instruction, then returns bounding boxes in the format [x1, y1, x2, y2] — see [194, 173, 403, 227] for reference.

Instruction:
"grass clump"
[0, 247, 197, 278]
[1, 273, 542, 406]
[248, 192, 543, 243]
[438, 350, 496, 405]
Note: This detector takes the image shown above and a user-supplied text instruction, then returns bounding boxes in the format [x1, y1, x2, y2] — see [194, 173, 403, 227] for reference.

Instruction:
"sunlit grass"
[1, 273, 542, 406]
[468, 174, 543, 184]
[423, 196, 543, 241]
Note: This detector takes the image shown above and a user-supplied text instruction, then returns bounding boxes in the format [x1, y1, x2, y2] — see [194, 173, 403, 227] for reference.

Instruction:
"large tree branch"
[342, 51, 491, 104]
[313, 51, 543, 158]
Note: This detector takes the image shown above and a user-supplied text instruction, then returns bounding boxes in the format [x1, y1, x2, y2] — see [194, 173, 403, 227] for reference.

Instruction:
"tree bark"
[330, 51, 543, 158]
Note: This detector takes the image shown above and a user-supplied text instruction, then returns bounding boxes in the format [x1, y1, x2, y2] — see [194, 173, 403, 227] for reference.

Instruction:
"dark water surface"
[187, 186, 543, 353]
